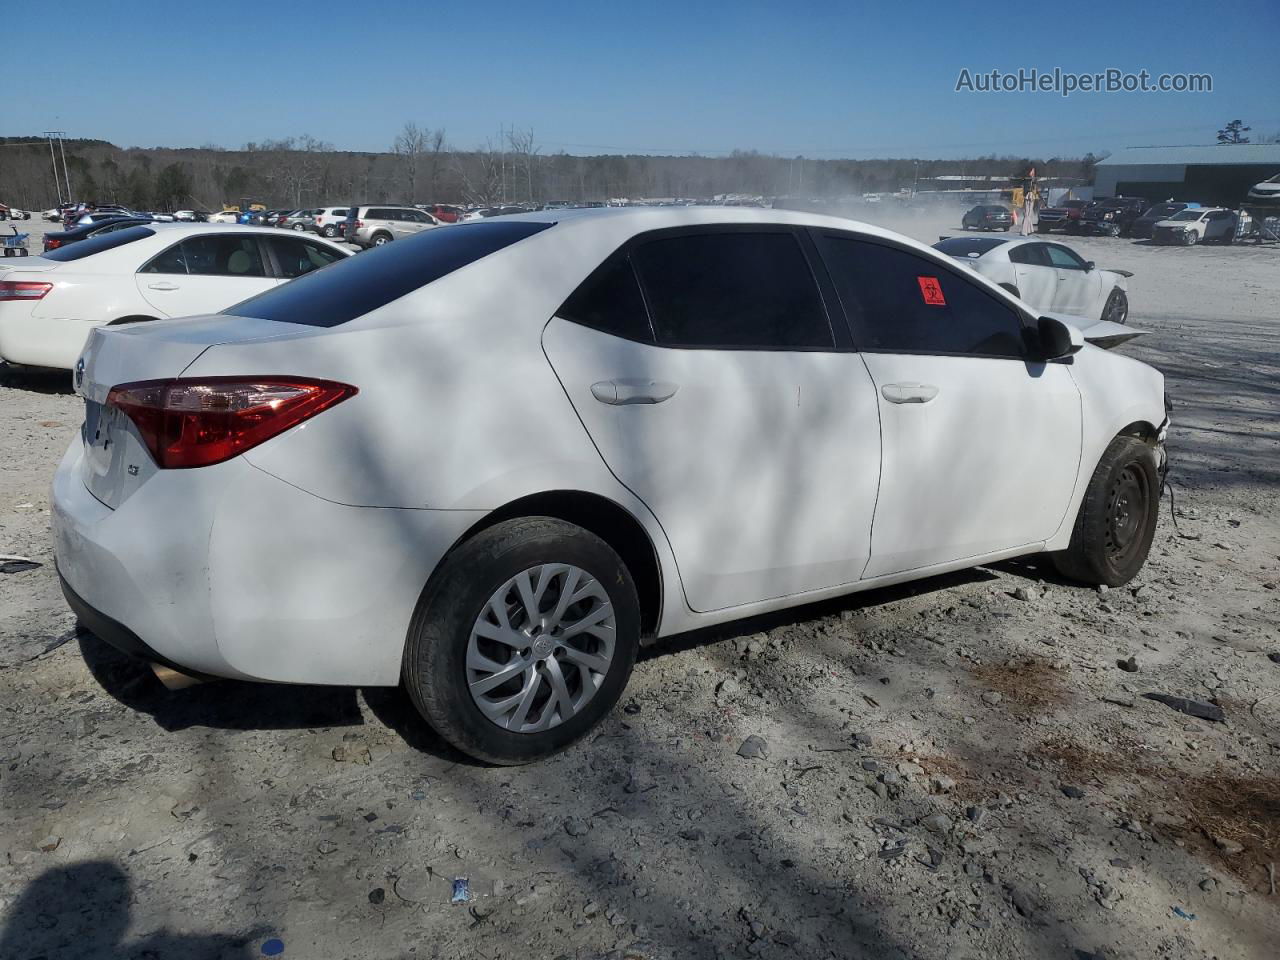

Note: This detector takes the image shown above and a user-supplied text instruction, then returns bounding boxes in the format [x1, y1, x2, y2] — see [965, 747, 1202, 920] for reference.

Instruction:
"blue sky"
[8, 0, 1278, 158]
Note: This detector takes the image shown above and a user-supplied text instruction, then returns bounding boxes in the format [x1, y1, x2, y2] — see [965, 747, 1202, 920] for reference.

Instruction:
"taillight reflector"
[0, 281, 53, 301]
[106, 376, 357, 469]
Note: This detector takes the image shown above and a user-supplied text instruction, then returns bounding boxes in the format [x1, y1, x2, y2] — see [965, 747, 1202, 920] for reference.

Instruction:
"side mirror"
[1084, 260, 1095, 271]
[1037, 316, 1085, 361]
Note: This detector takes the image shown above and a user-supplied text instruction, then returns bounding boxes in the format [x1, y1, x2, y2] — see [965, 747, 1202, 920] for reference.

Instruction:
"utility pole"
[44, 132, 64, 205]
[56, 134, 73, 200]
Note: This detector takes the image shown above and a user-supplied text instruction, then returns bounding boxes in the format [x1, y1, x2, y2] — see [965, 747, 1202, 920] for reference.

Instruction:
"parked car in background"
[1129, 201, 1198, 240]
[343, 205, 440, 248]
[311, 207, 349, 238]
[1, 207, 32, 221]
[43, 208, 63, 222]
[260, 209, 292, 227]
[1245, 172, 1280, 208]
[934, 235, 1132, 324]
[1035, 199, 1090, 233]
[42, 216, 154, 252]
[74, 210, 143, 229]
[1078, 197, 1149, 237]
[422, 203, 464, 223]
[209, 210, 241, 224]
[0, 224, 350, 369]
[1151, 207, 1237, 245]
[279, 210, 318, 232]
[961, 204, 1012, 231]
[50, 208, 1167, 764]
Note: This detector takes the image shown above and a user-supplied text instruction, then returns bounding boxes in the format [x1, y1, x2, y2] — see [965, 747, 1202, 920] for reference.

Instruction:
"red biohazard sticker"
[917, 276, 946, 305]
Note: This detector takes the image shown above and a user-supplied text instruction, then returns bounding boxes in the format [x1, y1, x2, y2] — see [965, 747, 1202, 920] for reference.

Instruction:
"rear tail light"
[106, 376, 357, 469]
[45, 238, 62, 249]
[354, 220, 363, 230]
[0, 281, 53, 301]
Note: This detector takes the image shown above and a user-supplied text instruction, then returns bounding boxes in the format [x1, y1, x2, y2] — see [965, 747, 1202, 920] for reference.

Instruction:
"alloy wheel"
[466, 563, 615, 733]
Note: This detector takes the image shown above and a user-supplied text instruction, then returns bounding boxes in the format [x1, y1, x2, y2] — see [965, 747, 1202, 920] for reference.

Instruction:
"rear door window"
[1008, 243, 1050, 266]
[227, 220, 553, 327]
[631, 231, 833, 349]
[559, 254, 653, 342]
[176, 235, 268, 277]
[817, 233, 1028, 359]
[267, 235, 346, 278]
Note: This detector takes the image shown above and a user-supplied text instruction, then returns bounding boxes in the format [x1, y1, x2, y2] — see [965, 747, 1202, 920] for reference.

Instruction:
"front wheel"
[1185, 232, 1198, 246]
[403, 517, 641, 764]
[292, 223, 305, 231]
[371, 233, 391, 246]
[1052, 436, 1159, 587]
[321, 225, 336, 238]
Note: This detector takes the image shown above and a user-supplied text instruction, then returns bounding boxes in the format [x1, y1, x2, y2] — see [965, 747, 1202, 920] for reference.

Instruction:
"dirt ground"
[1, 211, 1278, 960]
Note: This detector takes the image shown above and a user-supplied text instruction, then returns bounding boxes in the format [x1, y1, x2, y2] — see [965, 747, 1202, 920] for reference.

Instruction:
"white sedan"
[934, 235, 1131, 324]
[0, 223, 350, 369]
[53, 208, 1168, 764]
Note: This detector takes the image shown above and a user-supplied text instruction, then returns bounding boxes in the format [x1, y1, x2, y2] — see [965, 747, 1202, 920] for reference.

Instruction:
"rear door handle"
[590, 379, 679, 405]
[147, 282, 180, 291]
[881, 382, 939, 404]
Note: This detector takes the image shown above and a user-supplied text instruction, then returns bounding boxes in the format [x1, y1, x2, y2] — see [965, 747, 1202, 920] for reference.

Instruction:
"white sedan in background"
[934, 235, 1131, 324]
[0, 224, 350, 369]
[53, 208, 1168, 764]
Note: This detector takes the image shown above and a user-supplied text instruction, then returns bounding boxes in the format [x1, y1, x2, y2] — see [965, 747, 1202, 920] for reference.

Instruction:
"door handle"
[147, 282, 180, 291]
[590, 379, 679, 405]
[881, 382, 939, 404]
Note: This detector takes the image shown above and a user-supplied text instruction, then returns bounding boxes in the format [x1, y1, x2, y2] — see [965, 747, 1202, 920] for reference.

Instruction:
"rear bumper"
[0, 310, 99, 370]
[52, 441, 484, 686]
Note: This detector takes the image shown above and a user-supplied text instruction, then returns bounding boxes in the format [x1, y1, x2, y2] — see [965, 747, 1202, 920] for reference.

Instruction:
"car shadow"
[0, 360, 75, 395]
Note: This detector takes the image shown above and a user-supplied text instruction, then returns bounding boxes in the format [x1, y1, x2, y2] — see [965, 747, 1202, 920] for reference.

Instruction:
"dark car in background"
[1036, 199, 1090, 233]
[1129, 201, 1200, 240]
[961, 204, 1012, 231]
[278, 209, 319, 232]
[41, 216, 153, 252]
[1079, 197, 1149, 237]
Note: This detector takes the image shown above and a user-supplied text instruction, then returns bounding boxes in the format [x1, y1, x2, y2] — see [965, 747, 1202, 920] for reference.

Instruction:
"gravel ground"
[1, 212, 1278, 960]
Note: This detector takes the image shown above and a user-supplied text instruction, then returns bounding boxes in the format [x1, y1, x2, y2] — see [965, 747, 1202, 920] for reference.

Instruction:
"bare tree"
[393, 123, 428, 202]
[505, 127, 541, 202]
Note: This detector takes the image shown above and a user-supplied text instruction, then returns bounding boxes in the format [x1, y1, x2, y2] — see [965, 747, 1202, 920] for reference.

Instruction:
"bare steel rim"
[466, 563, 616, 733]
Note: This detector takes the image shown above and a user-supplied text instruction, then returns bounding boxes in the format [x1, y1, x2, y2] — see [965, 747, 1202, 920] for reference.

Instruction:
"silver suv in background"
[312, 207, 349, 239]
[344, 205, 440, 248]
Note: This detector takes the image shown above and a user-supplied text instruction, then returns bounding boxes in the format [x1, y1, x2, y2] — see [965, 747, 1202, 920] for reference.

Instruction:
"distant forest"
[0, 131, 1102, 211]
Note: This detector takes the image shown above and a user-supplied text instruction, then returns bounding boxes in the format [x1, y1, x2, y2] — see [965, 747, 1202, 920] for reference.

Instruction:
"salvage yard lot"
[1, 212, 1278, 960]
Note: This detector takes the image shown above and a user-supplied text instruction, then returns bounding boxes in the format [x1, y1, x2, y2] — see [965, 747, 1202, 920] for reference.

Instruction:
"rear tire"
[292, 223, 305, 231]
[1102, 288, 1128, 325]
[403, 517, 640, 765]
[322, 225, 336, 238]
[1052, 436, 1159, 587]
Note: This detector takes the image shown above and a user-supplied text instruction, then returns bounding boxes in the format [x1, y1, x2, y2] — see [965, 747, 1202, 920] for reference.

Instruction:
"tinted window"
[43, 225, 156, 262]
[366, 208, 393, 220]
[817, 234, 1027, 359]
[157, 235, 267, 277]
[1008, 243, 1050, 266]
[227, 221, 553, 327]
[140, 239, 190, 274]
[268, 236, 346, 278]
[559, 255, 653, 342]
[632, 232, 832, 349]
[933, 237, 1007, 258]
[1044, 245, 1086, 270]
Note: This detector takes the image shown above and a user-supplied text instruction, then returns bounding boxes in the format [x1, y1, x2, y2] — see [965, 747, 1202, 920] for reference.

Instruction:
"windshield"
[42, 225, 156, 261]
[1168, 210, 1204, 222]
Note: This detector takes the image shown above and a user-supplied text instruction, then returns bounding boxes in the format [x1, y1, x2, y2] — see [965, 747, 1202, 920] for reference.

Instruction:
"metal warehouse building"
[1094, 144, 1280, 206]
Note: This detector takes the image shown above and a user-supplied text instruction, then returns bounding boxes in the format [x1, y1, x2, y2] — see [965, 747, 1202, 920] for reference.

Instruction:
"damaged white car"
[53, 208, 1168, 763]
[934, 235, 1131, 325]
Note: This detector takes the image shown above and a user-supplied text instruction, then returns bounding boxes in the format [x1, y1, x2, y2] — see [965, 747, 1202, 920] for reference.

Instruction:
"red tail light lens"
[45, 238, 63, 249]
[354, 220, 363, 229]
[106, 377, 357, 469]
[0, 281, 53, 301]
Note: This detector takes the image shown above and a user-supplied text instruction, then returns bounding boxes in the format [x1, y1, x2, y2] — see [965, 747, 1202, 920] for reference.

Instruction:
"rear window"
[226, 220, 553, 327]
[933, 237, 1007, 258]
[42, 225, 156, 261]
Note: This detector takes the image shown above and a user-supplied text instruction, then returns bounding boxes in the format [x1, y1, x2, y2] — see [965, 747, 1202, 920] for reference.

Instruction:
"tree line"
[0, 128, 1103, 211]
